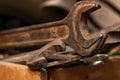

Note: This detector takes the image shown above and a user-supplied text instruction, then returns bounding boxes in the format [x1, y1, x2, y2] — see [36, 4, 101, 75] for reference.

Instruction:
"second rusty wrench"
[0, 1, 106, 56]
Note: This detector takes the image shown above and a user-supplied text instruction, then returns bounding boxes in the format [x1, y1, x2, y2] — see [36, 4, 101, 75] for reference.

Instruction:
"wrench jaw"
[65, 35, 106, 57]
[65, 1, 104, 56]
[26, 39, 66, 70]
[81, 34, 107, 56]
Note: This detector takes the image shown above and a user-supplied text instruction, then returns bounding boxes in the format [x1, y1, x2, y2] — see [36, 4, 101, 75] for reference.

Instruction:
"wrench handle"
[0, 22, 69, 48]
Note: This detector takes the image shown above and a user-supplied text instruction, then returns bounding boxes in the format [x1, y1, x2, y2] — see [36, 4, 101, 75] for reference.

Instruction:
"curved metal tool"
[64, 1, 106, 56]
[26, 39, 66, 70]
[0, 1, 106, 56]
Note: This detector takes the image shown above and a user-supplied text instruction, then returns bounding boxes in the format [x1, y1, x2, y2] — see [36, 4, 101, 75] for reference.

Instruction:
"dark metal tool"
[0, 1, 105, 56]
[2, 39, 66, 68]
[2, 49, 108, 70]
[92, 23, 120, 54]
[26, 39, 66, 70]
[3, 22, 120, 70]
[100, 23, 120, 53]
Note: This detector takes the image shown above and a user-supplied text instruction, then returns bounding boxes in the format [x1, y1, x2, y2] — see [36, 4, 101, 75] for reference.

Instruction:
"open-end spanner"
[0, 1, 106, 56]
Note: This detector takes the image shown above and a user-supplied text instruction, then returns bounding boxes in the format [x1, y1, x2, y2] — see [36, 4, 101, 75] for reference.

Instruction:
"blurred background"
[0, 0, 119, 31]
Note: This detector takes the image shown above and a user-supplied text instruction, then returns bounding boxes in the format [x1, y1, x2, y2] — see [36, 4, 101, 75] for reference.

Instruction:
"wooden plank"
[0, 61, 41, 80]
[1, 56, 120, 80]
[48, 56, 120, 80]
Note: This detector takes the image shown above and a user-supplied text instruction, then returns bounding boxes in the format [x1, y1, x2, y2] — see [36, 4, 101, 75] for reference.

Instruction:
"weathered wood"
[1, 56, 120, 80]
[0, 61, 41, 80]
[48, 56, 120, 80]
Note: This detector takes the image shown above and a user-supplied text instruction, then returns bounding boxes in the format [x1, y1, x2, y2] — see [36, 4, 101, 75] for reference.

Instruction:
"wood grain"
[48, 56, 120, 80]
[0, 61, 41, 80]
[1, 56, 120, 80]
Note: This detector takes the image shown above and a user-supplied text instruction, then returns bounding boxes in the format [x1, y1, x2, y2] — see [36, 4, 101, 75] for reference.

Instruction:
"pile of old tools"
[0, 0, 120, 71]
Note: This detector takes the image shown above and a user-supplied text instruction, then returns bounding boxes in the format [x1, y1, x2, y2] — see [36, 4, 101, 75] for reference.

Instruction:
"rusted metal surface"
[101, 23, 120, 53]
[2, 39, 66, 69]
[2, 50, 108, 70]
[1, 0, 120, 71]
[1, 51, 76, 64]
[26, 39, 66, 70]
[92, 23, 120, 53]
[0, 1, 105, 56]
[0, 0, 120, 80]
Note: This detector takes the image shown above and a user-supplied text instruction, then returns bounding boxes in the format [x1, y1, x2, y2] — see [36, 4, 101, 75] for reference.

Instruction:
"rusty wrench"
[2, 39, 66, 70]
[0, 1, 106, 56]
